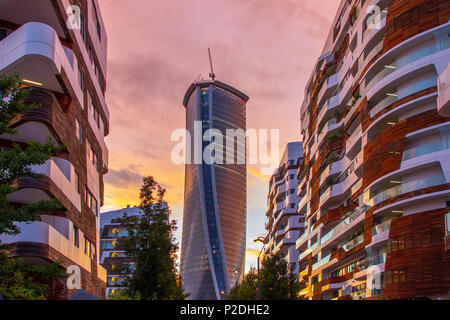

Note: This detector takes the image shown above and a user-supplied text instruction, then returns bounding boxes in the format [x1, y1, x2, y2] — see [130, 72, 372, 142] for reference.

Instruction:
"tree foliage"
[227, 267, 258, 300]
[0, 73, 67, 299]
[0, 253, 67, 300]
[228, 253, 300, 300]
[111, 176, 187, 300]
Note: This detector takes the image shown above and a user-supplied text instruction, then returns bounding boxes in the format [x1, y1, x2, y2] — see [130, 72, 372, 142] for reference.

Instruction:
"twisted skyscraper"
[180, 79, 248, 300]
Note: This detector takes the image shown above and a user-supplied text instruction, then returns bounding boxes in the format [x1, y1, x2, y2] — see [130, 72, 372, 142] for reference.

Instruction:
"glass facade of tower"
[181, 81, 248, 300]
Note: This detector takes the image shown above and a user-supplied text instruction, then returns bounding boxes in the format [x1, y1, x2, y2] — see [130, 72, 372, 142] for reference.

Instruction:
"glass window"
[76, 118, 82, 142]
[93, 3, 102, 41]
[75, 171, 81, 194]
[0, 28, 7, 41]
[445, 213, 450, 236]
[73, 225, 79, 248]
[80, 13, 86, 42]
[78, 68, 83, 90]
[89, 45, 94, 65]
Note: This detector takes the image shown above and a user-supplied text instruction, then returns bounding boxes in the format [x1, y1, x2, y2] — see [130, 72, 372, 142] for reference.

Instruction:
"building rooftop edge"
[182, 80, 250, 107]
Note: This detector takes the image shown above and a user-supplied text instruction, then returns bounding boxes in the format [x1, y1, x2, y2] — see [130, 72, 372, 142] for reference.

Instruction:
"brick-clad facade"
[0, 0, 110, 299]
[295, 0, 450, 300]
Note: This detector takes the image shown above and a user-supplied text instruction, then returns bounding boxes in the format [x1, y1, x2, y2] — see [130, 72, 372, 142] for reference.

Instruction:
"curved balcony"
[364, 22, 450, 95]
[318, 119, 344, 148]
[317, 94, 341, 128]
[320, 158, 345, 187]
[0, 219, 93, 274]
[0, 22, 83, 106]
[7, 157, 81, 213]
[402, 126, 450, 162]
[296, 231, 308, 251]
[319, 173, 358, 209]
[366, 28, 450, 104]
[367, 173, 447, 207]
[366, 91, 437, 142]
[2, 87, 63, 145]
[319, 205, 369, 251]
[346, 125, 362, 157]
[317, 73, 339, 109]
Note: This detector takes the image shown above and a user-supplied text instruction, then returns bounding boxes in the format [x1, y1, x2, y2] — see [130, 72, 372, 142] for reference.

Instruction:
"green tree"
[113, 176, 187, 300]
[0, 73, 67, 299]
[227, 267, 258, 300]
[260, 253, 293, 300]
[227, 254, 300, 300]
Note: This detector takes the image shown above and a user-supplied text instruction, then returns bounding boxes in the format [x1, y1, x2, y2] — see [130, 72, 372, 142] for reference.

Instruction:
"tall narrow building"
[296, 0, 450, 300]
[180, 79, 249, 300]
[99, 204, 168, 298]
[264, 142, 304, 275]
[0, 0, 109, 298]
[100, 205, 142, 298]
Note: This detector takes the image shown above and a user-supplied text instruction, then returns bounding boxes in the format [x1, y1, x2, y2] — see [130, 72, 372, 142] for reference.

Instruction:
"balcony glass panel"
[312, 253, 331, 270]
[445, 213, 450, 236]
[371, 174, 446, 206]
[342, 234, 364, 252]
[320, 229, 334, 245]
[372, 220, 392, 236]
[403, 126, 450, 161]
[365, 35, 449, 92]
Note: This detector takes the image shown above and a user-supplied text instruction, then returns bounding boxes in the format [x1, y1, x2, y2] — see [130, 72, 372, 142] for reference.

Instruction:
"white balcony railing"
[28, 157, 82, 212]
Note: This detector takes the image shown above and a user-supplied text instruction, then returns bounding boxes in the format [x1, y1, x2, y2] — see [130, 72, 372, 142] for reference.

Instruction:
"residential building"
[264, 142, 304, 274]
[296, 0, 450, 300]
[180, 79, 249, 300]
[0, 0, 109, 298]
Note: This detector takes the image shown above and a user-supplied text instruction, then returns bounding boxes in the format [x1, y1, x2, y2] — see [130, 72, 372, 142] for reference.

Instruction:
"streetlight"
[234, 269, 240, 300]
[254, 236, 267, 300]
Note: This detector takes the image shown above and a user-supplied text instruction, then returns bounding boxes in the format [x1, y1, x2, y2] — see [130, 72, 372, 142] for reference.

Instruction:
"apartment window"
[83, 237, 96, 260]
[445, 213, 450, 236]
[91, 146, 99, 171]
[73, 225, 79, 248]
[333, 18, 341, 41]
[97, 68, 102, 88]
[75, 171, 81, 195]
[88, 92, 93, 111]
[78, 68, 84, 90]
[0, 28, 7, 41]
[93, 2, 101, 41]
[289, 160, 295, 166]
[87, 139, 100, 172]
[89, 45, 94, 65]
[91, 243, 96, 261]
[290, 189, 295, 194]
[92, 105, 101, 129]
[290, 203, 296, 209]
[289, 174, 295, 180]
[84, 236, 90, 256]
[94, 61, 102, 88]
[80, 12, 86, 42]
[85, 188, 98, 216]
[76, 118, 82, 142]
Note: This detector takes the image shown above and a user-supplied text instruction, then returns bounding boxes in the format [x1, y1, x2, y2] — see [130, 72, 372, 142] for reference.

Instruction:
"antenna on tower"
[208, 48, 216, 81]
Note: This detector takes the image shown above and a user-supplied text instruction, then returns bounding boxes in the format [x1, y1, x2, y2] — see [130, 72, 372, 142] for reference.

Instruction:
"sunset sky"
[98, 0, 341, 272]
